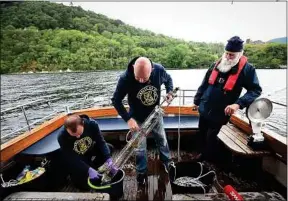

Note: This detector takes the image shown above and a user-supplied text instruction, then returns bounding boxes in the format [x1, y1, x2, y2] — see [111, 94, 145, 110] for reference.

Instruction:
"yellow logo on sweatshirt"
[73, 136, 92, 155]
[137, 85, 158, 106]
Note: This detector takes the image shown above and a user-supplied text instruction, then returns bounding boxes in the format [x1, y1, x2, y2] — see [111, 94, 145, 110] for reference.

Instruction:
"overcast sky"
[58, 1, 286, 43]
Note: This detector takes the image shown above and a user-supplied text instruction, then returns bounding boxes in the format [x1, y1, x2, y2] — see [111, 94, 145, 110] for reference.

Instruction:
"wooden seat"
[217, 123, 271, 157]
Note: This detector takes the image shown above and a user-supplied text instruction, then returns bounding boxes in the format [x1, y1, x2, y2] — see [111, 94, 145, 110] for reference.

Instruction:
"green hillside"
[0, 2, 286, 74]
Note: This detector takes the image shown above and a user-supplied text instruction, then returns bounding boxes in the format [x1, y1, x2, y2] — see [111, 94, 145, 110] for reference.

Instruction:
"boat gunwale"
[0, 106, 197, 162]
[0, 106, 286, 164]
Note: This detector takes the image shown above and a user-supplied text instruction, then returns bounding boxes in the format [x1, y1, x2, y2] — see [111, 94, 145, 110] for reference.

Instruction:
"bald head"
[133, 57, 152, 83]
[64, 114, 84, 138]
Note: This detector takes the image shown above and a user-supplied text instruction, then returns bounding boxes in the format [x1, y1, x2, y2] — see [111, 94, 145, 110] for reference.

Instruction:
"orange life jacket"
[208, 56, 247, 91]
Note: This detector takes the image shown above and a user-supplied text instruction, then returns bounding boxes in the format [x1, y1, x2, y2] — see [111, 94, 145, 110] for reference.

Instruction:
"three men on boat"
[111, 56, 175, 186]
[57, 114, 118, 189]
[58, 36, 262, 188]
[192, 36, 262, 162]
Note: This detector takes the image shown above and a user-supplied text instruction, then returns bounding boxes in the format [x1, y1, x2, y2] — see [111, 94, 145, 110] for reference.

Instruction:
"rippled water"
[1, 69, 286, 143]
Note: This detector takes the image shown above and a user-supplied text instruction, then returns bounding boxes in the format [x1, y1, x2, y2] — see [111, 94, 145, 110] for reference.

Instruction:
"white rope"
[195, 162, 203, 179]
[172, 162, 224, 194]
[0, 174, 18, 188]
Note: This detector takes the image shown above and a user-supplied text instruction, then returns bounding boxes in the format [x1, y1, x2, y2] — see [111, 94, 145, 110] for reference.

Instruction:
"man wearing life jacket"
[192, 36, 262, 161]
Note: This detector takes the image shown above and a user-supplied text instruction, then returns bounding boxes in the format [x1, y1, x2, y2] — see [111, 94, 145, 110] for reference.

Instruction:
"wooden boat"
[0, 91, 286, 200]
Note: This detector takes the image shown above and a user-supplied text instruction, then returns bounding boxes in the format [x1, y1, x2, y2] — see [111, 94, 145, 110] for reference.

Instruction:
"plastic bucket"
[88, 169, 125, 199]
[169, 161, 215, 194]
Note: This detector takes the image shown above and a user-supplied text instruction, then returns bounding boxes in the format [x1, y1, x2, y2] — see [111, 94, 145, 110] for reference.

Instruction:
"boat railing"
[160, 89, 197, 106]
[0, 89, 196, 142]
[0, 92, 102, 142]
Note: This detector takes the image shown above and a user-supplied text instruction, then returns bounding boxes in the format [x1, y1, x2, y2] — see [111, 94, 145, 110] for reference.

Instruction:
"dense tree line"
[0, 2, 286, 74]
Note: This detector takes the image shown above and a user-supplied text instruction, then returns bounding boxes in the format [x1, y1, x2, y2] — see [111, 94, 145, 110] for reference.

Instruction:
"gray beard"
[217, 60, 237, 73]
[217, 52, 243, 73]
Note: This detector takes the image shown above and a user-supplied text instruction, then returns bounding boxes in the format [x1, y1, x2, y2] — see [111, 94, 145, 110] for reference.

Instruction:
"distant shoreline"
[2, 67, 286, 76]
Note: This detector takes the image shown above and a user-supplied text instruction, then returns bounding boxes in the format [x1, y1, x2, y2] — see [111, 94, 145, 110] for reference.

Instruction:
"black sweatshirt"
[57, 115, 110, 175]
[111, 56, 173, 123]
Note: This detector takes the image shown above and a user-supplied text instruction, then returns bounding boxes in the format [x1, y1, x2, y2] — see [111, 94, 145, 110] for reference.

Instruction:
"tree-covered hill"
[0, 2, 286, 74]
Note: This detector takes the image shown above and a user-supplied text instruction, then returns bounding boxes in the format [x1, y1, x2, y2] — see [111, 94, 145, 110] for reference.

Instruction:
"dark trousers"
[198, 116, 223, 161]
[69, 143, 114, 190]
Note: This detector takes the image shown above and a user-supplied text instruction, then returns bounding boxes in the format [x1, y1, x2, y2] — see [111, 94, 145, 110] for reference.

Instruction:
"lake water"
[1, 69, 286, 143]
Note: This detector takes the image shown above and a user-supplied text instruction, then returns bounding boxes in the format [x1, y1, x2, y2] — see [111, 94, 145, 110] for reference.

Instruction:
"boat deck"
[56, 146, 286, 201]
[58, 149, 215, 200]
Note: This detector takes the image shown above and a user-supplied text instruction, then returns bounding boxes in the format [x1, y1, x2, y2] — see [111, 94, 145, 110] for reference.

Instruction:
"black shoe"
[137, 172, 148, 186]
[163, 160, 175, 173]
[165, 161, 176, 181]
